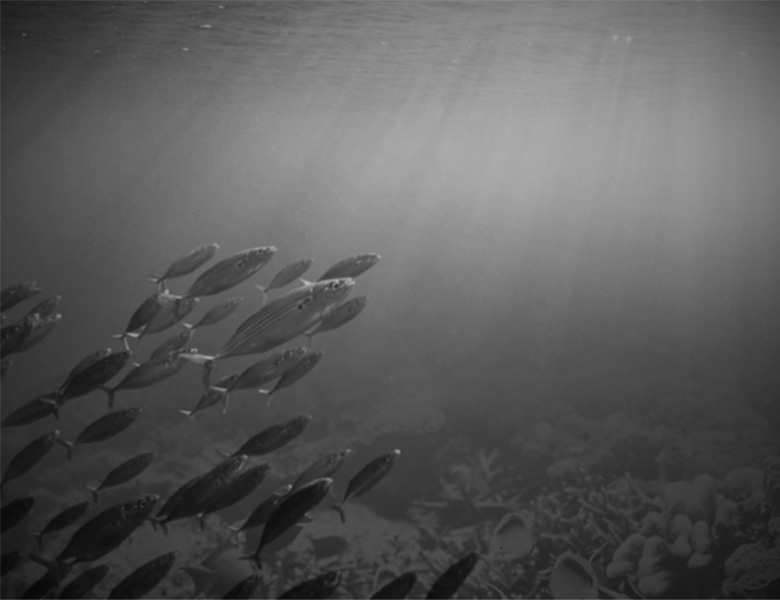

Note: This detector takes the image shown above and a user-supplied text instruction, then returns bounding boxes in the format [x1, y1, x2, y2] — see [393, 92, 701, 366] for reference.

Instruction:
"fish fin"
[216, 448, 231, 458]
[182, 322, 194, 329]
[100, 386, 116, 409]
[220, 391, 230, 414]
[240, 553, 262, 570]
[57, 439, 74, 461]
[125, 331, 142, 339]
[298, 278, 312, 286]
[85, 484, 99, 503]
[179, 409, 195, 420]
[333, 504, 346, 524]
[39, 396, 61, 420]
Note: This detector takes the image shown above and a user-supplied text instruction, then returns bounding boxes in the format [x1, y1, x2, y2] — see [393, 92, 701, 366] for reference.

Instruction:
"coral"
[722, 543, 780, 598]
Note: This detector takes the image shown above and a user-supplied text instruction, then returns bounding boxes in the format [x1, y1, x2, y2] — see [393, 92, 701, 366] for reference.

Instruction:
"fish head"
[248, 246, 277, 266]
[273, 483, 293, 497]
[127, 493, 159, 522]
[279, 346, 307, 366]
[316, 278, 355, 305]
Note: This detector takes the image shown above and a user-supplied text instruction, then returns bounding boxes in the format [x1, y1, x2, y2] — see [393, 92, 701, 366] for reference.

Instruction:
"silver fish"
[108, 550, 178, 599]
[1, 496, 36, 534]
[1, 392, 60, 428]
[228, 483, 292, 534]
[332, 449, 400, 523]
[149, 242, 220, 289]
[290, 448, 351, 493]
[183, 246, 276, 299]
[60, 349, 131, 404]
[259, 350, 323, 406]
[318, 253, 380, 280]
[30, 500, 91, 551]
[86, 451, 156, 502]
[57, 408, 142, 461]
[257, 258, 313, 295]
[306, 295, 367, 343]
[198, 463, 271, 526]
[58, 348, 112, 393]
[1, 281, 42, 312]
[228, 415, 312, 458]
[1, 430, 60, 496]
[148, 328, 194, 361]
[136, 296, 198, 338]
[183, 296, 243, 330]
[15, 313, 62, 352]
[1, 314, 38, 358]
[102, 352, 187, 408]
[218, 278, 354, 360]
[246, 477, 332, 565]
[370, 571, 417, 600]
[220, 347, 307, 391]
[23, 294, 61, 320]
[114, 292, 167, 348]
[178, 384, 231, 419]
[426, 551, 480, 600]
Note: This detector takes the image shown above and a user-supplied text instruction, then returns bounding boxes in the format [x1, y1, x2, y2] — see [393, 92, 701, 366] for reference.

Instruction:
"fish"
[278, 570, 340, 599]
[184, 297, 243, 330]
[0, 358, 10, 378]
[179, 384, 232, 419]
[1, 430, 60, 497]
[290, 449, 351, 493]
[57, 348, 112, 394]
[183, 246, 277, 299]
[148, 328, 194, 361]
[370, 572, 417, 599]
[1, 281, 42, 312]
[180, 542, 255, 599]
[1, 496, 36, 533]
[58, 349, 131, 405]
[113, 292, 166, 348]
[227, 483, 292, 535]
[425, 551, 480, 599]
[259, 350, 323, 406]
[1, 392, 60, 427]
[317, 253, 380, 280]
[22, 559, 72, 599]
[86, 451, 156, 502]
[332, 449, 400, 523]
[489, 512, 534, 558]
[219, 347, 307, 391]
[1, 314, 38, 358]
[245, 477, 333, 566]
[22, 294, 61, 320]
[136, 295, 198, 338]
[107, 550, 178, 599]
[58, 563, 110, 599]
[14, 313, 62, 352]
[195, 278, 353, 367]
[549, 552, 599, 600]
[30, 500, 91, 551]
[53, 493, 158, 565]
[198, 463, 271, 528]
[222, 572, 262, 599]
[57, 408, 142, 461]
[149, 242, 220, 289]
[155, 474, 205, 523]
[1, 550, 23, 577]
[305, 295, 367, 343]
[256, 258, 313, 295]
[101, 352, 186, 408]
[225, 415, 312, 458]
[154, 454, 247, 530]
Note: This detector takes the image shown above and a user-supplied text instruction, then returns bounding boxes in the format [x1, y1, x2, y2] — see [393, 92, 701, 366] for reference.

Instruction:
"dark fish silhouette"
[1, 281, 42, 312]
[259, 350, 323, 406]
[425, 551, 480, 599]
[57, 408, 142, 461]
[86, 451, 156, 502]
[22, 294, 61, 320]
[227, 483, 292, 535]
[2, 430, 60, 496]
[371, 571, 417, 599]
[149, 242, 220, 289]
[107, 550, 178, 599]
[225, 415, 312, 458]
[333, 449, 400, 523]
[59, 349, 131, 405]
[305, 295, 367, 343]
[1, 393, 59, 428]
[199, 464, 270, 527]
[221, 572, 262, 599]
[1, 496, 35, 533]
[31, 500, 90, 551]
[15, 313, 61, 352]
[290, 449, 351, 493]
[183, 246, 276, 299]
[184, 297, 243, 330]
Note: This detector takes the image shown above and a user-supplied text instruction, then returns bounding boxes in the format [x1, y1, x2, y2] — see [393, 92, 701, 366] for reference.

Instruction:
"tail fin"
[57, 439, 75, 461]
[86, 484, 100, 503]
[39, 396, 61, 420]
[30, 531, 44, 551]
[147, 276, 165, 293]
[332, 504, 346, 524]
[178, 409, 195, 420]
[100, 386, 116, 409]
[182, 322, 194, 330]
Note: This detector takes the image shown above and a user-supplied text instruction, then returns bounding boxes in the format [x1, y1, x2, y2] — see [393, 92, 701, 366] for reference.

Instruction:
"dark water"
[2, 2, 779, 598]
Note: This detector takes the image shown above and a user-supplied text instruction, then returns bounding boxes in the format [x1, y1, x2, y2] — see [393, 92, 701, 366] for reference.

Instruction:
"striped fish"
[183, 246, 276, 299]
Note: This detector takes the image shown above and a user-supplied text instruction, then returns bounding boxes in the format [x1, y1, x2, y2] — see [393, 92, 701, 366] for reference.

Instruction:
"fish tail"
[200, 359, 216, 388]
[57, 439, 74, 461]
[216, 448, 231, 458]
[85, 484, 99, 503]
[221, 393, 230, 414]
[100, 386, 116, 409]
[178, 409, 195, 420]
[182, 321, 194, 330]
[30, 531, 44, 551]
[241, 553, 262, 570]
[40, 396, 61, 420]
[332, 504, 346, 524]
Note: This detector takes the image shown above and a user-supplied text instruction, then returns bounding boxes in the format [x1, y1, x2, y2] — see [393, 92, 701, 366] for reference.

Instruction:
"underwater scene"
[2, 2, 779, 599]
